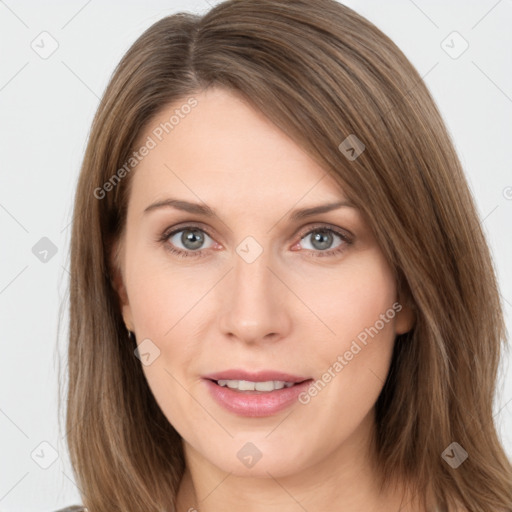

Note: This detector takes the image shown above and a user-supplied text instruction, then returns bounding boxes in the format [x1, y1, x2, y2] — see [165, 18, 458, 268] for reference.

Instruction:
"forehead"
[129, 88, 347, 211]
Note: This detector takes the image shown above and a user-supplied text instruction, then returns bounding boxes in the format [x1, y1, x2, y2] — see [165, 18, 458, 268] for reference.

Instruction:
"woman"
[60, 0, 512, 511]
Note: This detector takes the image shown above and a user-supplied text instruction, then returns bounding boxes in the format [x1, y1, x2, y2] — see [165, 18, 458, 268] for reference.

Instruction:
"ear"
[394, 287, 416, 335]
[109, 237, 134, 332]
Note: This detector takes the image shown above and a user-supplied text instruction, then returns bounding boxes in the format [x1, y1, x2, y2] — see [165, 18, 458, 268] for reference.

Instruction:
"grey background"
[0, 1, 511, 510]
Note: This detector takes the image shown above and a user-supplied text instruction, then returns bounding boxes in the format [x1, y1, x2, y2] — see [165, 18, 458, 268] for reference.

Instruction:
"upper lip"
[203, 369, 311, 383]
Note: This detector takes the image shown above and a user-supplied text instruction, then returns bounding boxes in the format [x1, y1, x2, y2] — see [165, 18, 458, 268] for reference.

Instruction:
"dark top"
[54, 507, 87, 512]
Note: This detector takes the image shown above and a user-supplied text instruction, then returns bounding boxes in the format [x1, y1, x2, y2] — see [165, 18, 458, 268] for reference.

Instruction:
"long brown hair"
[62, 1, 512, 510]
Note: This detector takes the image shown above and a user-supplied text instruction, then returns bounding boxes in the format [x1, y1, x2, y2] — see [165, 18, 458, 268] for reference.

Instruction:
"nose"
[218, 247, 292, 345]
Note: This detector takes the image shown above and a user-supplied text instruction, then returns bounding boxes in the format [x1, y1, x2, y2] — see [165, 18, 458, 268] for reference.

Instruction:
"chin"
[194, 433, 325, 480]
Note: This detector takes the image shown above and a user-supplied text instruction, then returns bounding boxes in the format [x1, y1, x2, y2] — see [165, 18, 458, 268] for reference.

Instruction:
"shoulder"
[54, 506, 87, 512]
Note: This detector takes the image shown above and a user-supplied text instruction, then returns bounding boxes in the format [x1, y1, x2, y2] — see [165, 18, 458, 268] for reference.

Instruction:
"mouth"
[202, 370, 314, 417]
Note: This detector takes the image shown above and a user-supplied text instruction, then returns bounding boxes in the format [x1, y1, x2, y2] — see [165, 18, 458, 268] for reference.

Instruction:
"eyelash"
[157, 223, 353, 259]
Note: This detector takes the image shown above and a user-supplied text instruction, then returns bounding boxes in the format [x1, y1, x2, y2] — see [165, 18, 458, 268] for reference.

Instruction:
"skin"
[112, 87, 417, 511]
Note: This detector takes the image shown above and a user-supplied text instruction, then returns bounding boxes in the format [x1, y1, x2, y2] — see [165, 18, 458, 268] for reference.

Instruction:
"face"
[113, 87, 414, 479]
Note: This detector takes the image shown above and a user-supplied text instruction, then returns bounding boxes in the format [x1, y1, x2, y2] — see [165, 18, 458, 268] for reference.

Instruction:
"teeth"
[216, 379, 296, 391]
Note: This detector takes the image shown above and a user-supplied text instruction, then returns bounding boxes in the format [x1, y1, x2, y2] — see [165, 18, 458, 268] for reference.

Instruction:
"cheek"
[126, 269, 200, 373]
[310, 250, 398, 345]
[123, 242, 214, 393]
[124, 238, 191, 337]
[124, 253, 206, 431]
[298, 250, 399, 407]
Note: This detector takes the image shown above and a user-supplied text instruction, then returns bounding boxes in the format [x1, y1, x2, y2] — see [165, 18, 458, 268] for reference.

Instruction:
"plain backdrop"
[0, 1, 511, 510]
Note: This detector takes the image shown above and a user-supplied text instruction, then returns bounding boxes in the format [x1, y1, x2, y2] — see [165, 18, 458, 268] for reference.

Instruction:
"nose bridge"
[234, 244, 274, 302]
[218, 239, 291, 343]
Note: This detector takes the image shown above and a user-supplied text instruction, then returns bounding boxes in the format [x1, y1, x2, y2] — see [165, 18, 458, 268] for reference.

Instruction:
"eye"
[295, 225, 352, 258]
[159, 226, 215, 258]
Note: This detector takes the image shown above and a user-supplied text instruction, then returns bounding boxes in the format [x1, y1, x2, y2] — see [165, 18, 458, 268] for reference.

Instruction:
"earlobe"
[109, 237, 134, 332]
[113, 271, 135, 332]
[395, 303, 415, 335]
[394, 285, 416, 335]
[121, 303, 135, 333]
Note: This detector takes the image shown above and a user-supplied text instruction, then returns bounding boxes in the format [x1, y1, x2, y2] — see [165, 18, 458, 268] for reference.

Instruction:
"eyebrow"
[143, 198, 356, 221]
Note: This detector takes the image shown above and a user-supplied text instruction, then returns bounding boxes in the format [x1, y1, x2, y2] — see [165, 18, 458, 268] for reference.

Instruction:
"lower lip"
[203, 379, 313, 417]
